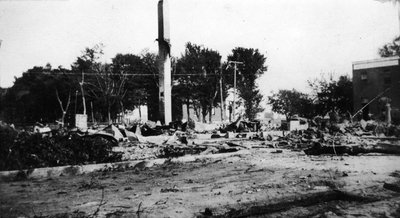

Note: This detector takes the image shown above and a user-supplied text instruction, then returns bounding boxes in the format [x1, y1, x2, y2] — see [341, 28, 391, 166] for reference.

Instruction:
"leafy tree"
[139, 51, 160, 121]
[111, 53, 149, 112]
[379, 35, 400, 57]
[198, 47, 221, 123]
[110, 52, 166, 121]
[225, 47, 267, 120]
[71, 44, 104, 115]
[2, 44, 163, 125]
[308, 75, 353, 116]
[175, 42, 222, 123]
[85, 63, 128, 124]
[268, 89, 314, 120]
[175, 43, 201, 120]
[71, 45, 152, 124]
[2, 66, 76, 125]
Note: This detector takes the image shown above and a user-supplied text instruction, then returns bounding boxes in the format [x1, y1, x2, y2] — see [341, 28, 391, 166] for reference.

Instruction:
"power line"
[35, 72, 227, 77]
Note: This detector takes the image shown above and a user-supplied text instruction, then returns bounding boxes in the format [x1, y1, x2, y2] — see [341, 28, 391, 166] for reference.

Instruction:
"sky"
[0, 0, 398, 99]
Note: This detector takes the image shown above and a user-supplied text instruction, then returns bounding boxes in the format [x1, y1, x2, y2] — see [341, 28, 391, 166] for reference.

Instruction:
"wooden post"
[227, 61, 243, 121]
[219, 65, 225, 121]
[80, 71, 86, 115]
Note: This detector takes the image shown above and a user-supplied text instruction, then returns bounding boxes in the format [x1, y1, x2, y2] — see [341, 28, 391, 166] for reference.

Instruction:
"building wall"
[353, 63, 400, 120]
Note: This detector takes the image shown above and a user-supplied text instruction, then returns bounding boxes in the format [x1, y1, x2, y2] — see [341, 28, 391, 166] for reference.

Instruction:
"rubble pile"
[219, 116, 261, 133]
[0, 122, 122, 171]
[1, 116, 399, 172]
[276, 120, 400, 155]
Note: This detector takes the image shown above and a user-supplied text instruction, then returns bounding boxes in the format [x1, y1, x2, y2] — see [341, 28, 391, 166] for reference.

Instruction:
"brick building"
[352, 56, 400, 122]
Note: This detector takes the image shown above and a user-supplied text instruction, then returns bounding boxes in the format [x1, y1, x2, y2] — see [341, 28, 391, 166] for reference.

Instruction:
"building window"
[361, 71, 367, 81]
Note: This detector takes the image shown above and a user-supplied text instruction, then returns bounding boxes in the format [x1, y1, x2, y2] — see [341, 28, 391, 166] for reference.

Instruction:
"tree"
[225, 47, 267, 120]
[2, 66, 76, 125]
[175, 43, 201, 120]
[198, 47, 221, 123]
[268, 89, 314, 120]
[111, 53, 149, 112]
[308, 75, 353, 116]
[72, 45, 150, 124]
[71, 44, 104, 115]
[85, 63, 128, 124]
[2, 46, 161, 125]
[175, 42, 222, 123]
[55, 89, 71, 127]
[379, 35, 400, 57]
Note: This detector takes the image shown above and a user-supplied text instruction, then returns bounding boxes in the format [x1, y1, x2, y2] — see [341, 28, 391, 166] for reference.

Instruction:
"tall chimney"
[158, 0, 172, 125]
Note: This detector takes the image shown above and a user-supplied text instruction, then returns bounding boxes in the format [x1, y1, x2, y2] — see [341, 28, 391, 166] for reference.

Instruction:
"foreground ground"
[1, 138, 400, 218]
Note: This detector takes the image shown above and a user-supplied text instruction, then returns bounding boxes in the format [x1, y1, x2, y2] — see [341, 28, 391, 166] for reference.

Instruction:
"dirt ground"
[1, 138, 400, 218]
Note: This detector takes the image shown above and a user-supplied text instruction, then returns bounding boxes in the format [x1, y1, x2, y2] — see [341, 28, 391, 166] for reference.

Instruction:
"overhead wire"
[35, 72, 228, 77]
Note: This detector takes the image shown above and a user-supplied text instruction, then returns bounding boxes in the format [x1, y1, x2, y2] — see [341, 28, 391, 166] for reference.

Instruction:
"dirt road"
[1, 145, 400, 217]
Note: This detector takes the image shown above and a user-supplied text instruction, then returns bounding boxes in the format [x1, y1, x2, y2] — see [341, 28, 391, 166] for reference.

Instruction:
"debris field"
[1, 119, 400, 217]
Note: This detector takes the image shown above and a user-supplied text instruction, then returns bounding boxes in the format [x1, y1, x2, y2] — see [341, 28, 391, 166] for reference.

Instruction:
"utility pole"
[75, 71, 88, 130]
[227, 61, 243, 121]
[219, 64, 225, 121]
[157, 0, 172, 125]
[79, 71, 86, 115]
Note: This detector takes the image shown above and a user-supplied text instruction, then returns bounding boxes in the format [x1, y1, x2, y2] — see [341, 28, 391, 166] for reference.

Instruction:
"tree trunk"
[61, 112, 66, 128]
[139, 105, 142, 120]
[202, 111, 207, 123]
[209, 84, 218, 123]
[228, 103, 232, 122]
[137, 99, 141, 120]
[186, 98, 190, 119]
[201, 103, 208, 123]
[208, 104, 212, 123]
[55, 89, 71, 128]
[91, 101, 95, 124]
[120, 101, 125, 124]
[194, 103, 200, 122]
[108, 104, 112, 125]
